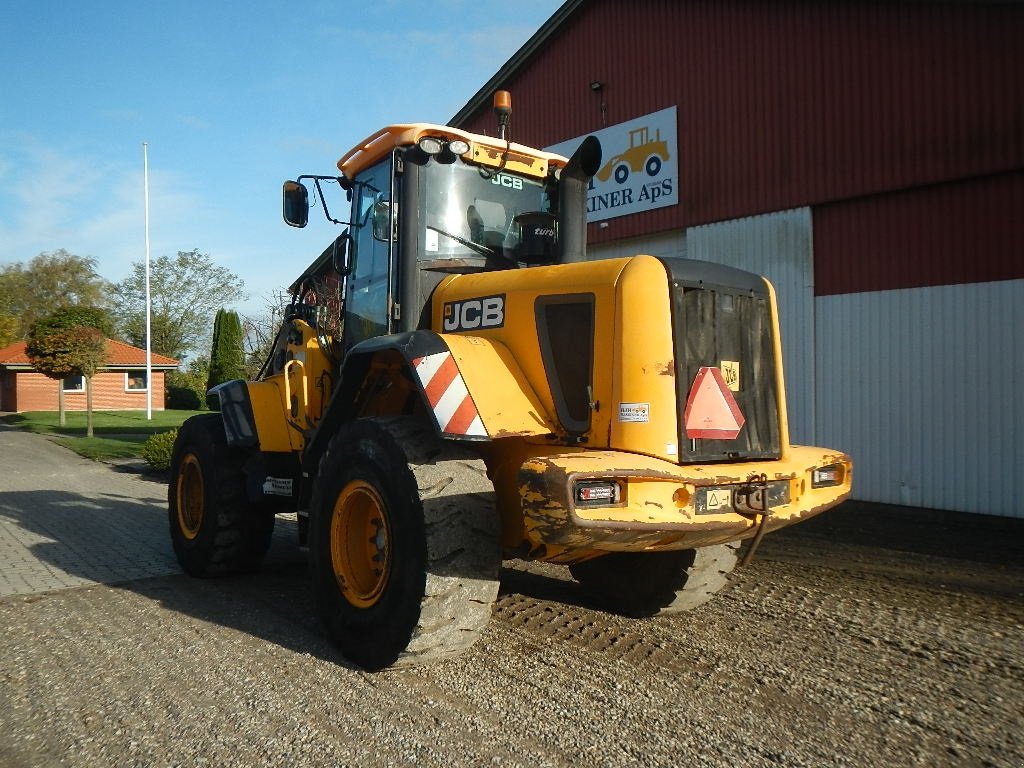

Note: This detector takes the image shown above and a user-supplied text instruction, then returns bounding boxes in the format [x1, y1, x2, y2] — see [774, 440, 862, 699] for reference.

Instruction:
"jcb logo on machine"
[490, 173, 523, 190]
[443, 295, 505, 332]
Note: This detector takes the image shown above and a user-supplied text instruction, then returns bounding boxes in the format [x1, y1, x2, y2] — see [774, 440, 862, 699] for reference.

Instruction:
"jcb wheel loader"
[168, 92, 852, 671]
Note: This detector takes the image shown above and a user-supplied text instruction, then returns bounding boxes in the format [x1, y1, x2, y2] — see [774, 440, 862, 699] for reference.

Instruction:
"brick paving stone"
[0, 425, 180, 597]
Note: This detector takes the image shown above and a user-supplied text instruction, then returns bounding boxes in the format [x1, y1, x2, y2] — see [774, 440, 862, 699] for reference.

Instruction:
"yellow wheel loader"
[168, 93, 851, 671]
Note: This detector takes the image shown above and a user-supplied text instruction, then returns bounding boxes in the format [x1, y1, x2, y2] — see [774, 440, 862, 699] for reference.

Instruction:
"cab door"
[344, 157, 394, 349]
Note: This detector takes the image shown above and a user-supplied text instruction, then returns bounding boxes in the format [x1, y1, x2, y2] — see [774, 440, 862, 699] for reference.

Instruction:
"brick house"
[0, 339, 179, 412]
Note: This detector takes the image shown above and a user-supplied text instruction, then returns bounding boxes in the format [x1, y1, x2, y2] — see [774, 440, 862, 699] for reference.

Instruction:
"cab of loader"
[279, 99, 599, 357]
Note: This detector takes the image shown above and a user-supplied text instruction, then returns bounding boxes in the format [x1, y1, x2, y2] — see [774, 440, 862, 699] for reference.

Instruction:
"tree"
[111, 249, 246, 361]
[0, 250, 109, 341]
[241, 288, 290, 379]
[0, 313, 18, 347]
[26, 307, 112, 435]
[206, 309, 246, 408]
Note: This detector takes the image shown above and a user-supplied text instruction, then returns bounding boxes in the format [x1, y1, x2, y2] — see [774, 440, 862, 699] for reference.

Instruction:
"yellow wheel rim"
[330, 480, 391, 608]
[176, 454, 204, 540]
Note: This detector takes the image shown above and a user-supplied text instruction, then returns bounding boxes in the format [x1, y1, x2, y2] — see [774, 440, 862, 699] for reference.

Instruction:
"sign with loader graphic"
[547, 106, 678, 223]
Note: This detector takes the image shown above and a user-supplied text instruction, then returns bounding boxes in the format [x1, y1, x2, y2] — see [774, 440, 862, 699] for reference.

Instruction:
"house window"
[126, 371, 148, 392]
[62, 375, 85, 392]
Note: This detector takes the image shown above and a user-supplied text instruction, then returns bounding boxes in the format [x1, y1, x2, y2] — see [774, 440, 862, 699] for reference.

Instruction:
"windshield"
[418, 158, 551, 265]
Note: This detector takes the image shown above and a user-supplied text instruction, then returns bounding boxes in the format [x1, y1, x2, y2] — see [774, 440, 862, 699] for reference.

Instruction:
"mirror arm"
[295, 174, 350, 226]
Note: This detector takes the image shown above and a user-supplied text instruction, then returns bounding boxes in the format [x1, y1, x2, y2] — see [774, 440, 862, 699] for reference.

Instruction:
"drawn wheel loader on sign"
[168, 92, 851, 671]
[595, 125, 670, 184]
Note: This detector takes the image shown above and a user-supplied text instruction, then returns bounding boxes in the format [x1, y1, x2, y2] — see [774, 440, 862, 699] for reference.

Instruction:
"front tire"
[309, 417, 500, 670]
[569, 543, 740, 618]
[168, 414, 274, 576]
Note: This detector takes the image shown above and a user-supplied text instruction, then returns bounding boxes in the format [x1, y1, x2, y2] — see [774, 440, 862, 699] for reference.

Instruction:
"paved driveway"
[0, 424, 178, 596]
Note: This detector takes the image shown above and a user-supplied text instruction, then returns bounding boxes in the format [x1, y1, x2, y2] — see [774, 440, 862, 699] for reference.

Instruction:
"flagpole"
[143, 142, 153, 421]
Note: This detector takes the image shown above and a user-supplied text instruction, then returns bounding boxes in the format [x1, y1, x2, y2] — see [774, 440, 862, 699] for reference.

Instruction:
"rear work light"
[812, 464, 845, 488]
[575, 480, 621, 506]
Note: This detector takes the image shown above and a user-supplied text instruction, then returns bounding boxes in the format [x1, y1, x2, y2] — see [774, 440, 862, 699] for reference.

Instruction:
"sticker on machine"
[262, 477, 294, 497]
[720, 360, 740, 391]
[618, 402, 650, 423]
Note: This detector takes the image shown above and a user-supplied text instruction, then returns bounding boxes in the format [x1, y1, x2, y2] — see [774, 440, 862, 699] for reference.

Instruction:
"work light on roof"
[418, 136, 444, 155]
[448, 139, 470, 155]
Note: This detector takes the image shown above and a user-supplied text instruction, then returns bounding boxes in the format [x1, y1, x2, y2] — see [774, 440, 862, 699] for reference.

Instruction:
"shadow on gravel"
[771, 499, 1024, 566]
[5, 479, 1021, 663]
[498, 563, 588, 607]
[123, 525, 360, 669]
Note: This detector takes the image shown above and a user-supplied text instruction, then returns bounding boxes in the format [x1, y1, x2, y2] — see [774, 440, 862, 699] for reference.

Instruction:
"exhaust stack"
[558, 135, 602, 264]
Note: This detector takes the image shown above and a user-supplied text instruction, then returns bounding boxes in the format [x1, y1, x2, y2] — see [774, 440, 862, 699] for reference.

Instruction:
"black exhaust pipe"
[557, 135, 601, 264]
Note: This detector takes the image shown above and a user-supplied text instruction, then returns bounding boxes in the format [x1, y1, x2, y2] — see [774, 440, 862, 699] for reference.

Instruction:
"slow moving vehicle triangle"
[684, 366, 746, 440]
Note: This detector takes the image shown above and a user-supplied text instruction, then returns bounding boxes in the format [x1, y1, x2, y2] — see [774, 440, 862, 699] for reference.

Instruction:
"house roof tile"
[0, 339, 179, 369]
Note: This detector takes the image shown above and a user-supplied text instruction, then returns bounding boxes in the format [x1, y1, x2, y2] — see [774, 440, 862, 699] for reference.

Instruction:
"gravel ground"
[1, 497, 1021, 767]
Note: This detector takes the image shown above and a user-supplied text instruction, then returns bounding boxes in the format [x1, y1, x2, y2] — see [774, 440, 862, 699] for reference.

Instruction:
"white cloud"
[0, 133, 203, 283]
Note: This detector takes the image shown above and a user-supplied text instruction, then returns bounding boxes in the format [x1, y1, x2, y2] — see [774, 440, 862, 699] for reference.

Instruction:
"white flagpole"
[143, 142, 153, 420]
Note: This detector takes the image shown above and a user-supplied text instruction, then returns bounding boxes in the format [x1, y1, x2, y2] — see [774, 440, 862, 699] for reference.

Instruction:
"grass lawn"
[1, 410, 205, 461]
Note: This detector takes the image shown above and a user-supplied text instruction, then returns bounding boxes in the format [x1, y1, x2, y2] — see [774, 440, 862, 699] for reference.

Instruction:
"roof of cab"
[337, 122, 568, 181]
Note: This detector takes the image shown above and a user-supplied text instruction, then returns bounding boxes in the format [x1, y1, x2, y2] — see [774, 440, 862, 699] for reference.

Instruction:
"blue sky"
[0, 1, 562, 314]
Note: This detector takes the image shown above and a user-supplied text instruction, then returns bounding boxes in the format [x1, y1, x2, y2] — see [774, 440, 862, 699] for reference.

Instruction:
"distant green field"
[1, 410, 204, 461]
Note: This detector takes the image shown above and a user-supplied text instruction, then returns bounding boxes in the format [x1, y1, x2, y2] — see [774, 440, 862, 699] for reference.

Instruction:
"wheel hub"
[176, 454, 204, 540]
[331, 480, 392, 608]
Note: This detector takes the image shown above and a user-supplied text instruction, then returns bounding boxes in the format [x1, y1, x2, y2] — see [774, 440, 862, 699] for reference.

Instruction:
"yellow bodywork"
[441, 334, 555, 438]
[431, 254, 851, 561]
[432, 257, 628, 444]
[247, 319, 335, 453]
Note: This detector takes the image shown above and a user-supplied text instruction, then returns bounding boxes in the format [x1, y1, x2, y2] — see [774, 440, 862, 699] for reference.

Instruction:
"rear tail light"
[575, 481, 621, 506]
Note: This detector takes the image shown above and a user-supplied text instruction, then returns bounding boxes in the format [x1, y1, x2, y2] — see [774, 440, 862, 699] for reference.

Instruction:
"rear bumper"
[516, 445, 851, 560]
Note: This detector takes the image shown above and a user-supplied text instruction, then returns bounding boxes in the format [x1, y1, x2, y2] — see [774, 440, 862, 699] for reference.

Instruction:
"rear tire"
[309, 417, 500, 670]
[569, 543, 740, 618]
[168, 414, 274, 576]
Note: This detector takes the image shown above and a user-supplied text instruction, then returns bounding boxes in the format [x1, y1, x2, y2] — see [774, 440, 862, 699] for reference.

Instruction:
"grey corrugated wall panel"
[815, 280, 1024, 518]
[686, 209, 815, 445]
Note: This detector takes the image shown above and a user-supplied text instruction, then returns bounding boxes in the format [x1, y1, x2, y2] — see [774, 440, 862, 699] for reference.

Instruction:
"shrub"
[142, 429, 178, 472]
[166, 384, 202, 410]
[166, 367, 207, 411]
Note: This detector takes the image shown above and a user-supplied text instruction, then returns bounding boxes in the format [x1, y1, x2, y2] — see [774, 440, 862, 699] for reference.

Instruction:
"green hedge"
[141, 429, 178, 471]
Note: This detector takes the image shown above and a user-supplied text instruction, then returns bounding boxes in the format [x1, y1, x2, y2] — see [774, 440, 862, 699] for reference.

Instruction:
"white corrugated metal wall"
[686, 209, 816, 446]
[817, 280, 1024, 518]
[588, 230, 686, 261]
[590, 211, 1023, 518]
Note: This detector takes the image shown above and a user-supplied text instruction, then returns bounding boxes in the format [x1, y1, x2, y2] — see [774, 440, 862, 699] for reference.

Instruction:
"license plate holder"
[695, 482, 790, 515]
[697, 487, 734, 515]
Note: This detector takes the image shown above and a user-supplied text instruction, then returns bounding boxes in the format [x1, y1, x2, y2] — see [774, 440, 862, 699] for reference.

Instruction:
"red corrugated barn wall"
[814, 171, 1024, 295]
[455, 0, 1024, 254]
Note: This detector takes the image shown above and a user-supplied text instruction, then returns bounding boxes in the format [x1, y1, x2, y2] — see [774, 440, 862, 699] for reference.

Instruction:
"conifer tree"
[206, 309, 246, 409]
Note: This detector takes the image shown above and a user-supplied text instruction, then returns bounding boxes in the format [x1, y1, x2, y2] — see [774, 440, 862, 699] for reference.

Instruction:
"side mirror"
[282, 181, 309, 228]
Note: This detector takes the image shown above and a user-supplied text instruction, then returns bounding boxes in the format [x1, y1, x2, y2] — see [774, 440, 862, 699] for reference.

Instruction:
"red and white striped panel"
[411, 352, 487, 438]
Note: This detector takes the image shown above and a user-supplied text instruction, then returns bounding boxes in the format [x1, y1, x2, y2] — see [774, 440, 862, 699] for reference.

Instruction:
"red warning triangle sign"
[684, 366, 746, 440]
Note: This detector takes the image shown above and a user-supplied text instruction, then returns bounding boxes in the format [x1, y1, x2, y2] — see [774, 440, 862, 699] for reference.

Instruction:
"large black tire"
[569, 543, 740, 618]
[168, 414, 274, 576]
[308, 417, 500, 671]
